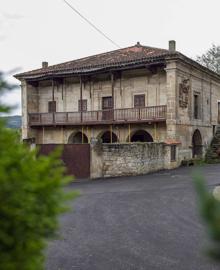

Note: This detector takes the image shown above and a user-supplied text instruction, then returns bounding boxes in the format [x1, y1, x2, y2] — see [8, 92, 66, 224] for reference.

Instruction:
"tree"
[0, 73, 78, 270]
[194, 172, 220, 260]
[196, 44, 220, 74]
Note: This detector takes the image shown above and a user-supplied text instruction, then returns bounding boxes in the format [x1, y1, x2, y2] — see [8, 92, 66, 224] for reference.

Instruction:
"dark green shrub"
[194, 171, 220, 260]
[0, 73, 78, 270]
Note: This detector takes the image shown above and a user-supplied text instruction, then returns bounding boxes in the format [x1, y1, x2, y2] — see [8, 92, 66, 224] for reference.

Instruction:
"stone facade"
[22, 68, 167, 144]
[15, 41, 220, 177]
[173, 61, 220, 160]
[22, 62, 220, 162]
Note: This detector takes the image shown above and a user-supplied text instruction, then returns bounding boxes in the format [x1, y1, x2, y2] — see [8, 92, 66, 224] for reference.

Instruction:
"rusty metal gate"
[37, 144, 90, 179]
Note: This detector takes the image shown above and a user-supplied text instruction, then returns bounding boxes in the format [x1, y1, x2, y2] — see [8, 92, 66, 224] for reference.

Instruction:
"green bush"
[194, 171, 220, 260]
[0, 74, 78, 270]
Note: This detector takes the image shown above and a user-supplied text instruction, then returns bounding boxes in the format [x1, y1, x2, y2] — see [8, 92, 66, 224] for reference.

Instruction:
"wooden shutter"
[102, 97, 113, 110]
[134, 95, 145, 107]
[78, 100, 87, 112]
[48, 101, 56, 112]
[170, 145, 176, 161]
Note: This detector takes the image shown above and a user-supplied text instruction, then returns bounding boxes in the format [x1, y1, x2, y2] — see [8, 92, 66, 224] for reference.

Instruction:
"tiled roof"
[14, 42, 220, 80]
[14, 43, 174, 80]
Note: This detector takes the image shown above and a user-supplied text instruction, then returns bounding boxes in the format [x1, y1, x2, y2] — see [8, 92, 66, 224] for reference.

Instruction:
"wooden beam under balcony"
[28, 105, 167, 127]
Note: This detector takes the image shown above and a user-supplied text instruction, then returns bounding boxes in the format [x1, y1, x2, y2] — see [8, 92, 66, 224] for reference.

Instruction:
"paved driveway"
[46, 164, 220, 270]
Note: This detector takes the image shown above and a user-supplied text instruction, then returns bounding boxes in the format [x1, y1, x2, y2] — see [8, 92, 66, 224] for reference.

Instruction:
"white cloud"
[1, 0, 220, 115]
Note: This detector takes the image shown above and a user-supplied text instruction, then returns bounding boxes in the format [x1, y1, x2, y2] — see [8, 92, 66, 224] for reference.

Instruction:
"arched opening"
[130, 130, 153, 142]
[68, 132, 88, 144]
[192, 129, 202, 157]
[101, 131, 118, 143]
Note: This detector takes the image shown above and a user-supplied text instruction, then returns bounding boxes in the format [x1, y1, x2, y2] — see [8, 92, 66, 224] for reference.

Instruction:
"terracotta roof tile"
[15, 43, 173, 79]
[164, 139, 182, 145]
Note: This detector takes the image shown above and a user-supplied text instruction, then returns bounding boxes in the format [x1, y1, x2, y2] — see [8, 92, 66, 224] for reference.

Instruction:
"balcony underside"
[29, 105, 167, 127]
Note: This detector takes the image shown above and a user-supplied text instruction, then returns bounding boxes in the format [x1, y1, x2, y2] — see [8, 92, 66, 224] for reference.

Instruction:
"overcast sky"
[1, 0, 220, 115]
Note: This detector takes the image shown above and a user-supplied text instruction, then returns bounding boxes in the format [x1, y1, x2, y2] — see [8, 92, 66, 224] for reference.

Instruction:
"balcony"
[29, 105, 167, 127]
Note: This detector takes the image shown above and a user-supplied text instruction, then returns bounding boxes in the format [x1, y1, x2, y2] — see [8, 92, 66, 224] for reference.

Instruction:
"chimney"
[169, 40, 176, 52]
[42, 61, 48, 68]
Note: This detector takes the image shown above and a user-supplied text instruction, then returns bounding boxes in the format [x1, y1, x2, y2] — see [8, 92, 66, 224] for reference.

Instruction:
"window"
[134, 94, 145, 108]
[48, 101, 56, 113]
[78, 99, 87, 112]
[213, 125, 216, 136]
[218, 102, 220, 124]
[102, 97, 113, 120]
[170, 145, 176, 162]
[102, 97, 113, 110]
[194, 94, 199, 119]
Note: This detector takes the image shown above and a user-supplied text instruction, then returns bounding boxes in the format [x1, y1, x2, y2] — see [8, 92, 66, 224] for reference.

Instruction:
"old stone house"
[14, 41, 220, 178]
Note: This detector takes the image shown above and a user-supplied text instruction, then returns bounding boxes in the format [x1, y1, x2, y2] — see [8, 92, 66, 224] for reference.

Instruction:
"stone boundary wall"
[91, 141, 179, 179]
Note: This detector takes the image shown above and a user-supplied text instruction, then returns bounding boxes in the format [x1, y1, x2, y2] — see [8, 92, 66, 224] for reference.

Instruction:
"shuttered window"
[194, 94, 200, 119]
[170, 145, 176, 162]
[48, 101, 56, 112]
[218, 102, 220, 124]
[102, 97, 113, 110]
[134, 94, 145, 107]
[78, 99, 87, 112]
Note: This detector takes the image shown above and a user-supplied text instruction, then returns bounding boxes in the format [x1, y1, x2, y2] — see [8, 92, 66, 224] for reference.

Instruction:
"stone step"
[205, 127, 220, 163]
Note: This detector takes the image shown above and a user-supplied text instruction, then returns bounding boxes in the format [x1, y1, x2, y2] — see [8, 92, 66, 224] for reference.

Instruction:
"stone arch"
[68, 131, 88, 144]
[192, 129, 203, 157]
[99, 131, 118, 143]
[128, 129, 154, 142]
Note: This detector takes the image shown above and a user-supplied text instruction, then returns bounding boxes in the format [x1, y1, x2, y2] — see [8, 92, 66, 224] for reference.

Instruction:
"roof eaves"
[14, 53, 169, 80]
[165, 52, 220, 81]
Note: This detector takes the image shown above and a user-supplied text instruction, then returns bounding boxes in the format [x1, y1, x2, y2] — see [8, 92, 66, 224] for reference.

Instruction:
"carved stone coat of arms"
[179, 79, 190, 108]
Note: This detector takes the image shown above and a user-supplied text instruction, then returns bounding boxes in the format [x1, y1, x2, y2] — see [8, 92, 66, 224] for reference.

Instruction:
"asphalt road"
[46, 164, 220, 270]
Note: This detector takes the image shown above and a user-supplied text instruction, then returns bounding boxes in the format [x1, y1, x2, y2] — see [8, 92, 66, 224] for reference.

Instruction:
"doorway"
[192, 129, 203, 157]
[102, 96, 113, 121]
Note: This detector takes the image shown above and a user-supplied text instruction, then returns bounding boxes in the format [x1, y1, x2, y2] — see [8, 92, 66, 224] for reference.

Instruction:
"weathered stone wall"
[161, 60, 220, 161]
[36, 68, 167, 114]
[90, 142, 178, 178]
[21, 80, 38, 140]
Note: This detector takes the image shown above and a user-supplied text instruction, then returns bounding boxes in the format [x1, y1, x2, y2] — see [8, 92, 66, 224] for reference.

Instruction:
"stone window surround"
[193, 91, 201, 120]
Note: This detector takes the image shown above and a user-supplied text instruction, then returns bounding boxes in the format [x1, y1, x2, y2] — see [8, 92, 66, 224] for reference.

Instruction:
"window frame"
[134, 94, 145, 108]
[193, 93, 200, 119]
[48, 100, 56, 113]
[170, 145, 176, 162]
[78, 99, 88, 112]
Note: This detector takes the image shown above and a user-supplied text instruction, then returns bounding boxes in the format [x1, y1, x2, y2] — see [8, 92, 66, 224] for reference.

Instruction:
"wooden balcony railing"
[29, 105, 167, 126]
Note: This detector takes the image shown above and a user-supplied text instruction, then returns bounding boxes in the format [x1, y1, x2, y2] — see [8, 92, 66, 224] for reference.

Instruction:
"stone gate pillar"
[90, 138, 103, 179]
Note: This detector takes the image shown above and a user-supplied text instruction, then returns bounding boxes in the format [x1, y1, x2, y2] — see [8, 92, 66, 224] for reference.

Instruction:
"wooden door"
[38, 144, 90, 179]
[102, 97, 113, 120]
[134, 95, 145, 120]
